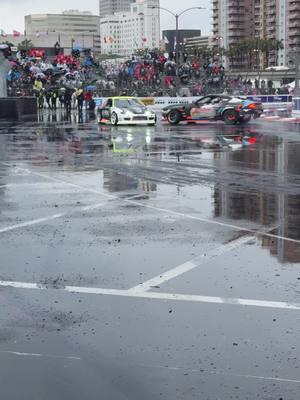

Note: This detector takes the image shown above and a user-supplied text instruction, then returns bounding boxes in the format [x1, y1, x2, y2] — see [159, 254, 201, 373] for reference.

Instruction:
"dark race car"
[162, 95, 263, 125]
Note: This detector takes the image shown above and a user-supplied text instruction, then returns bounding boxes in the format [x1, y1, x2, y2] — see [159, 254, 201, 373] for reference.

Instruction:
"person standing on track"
[75, 88, 84, 112]
[64, 87, 73, 114]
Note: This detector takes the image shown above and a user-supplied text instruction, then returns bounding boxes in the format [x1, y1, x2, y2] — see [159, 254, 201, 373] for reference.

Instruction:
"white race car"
[98, 97, 156, 126]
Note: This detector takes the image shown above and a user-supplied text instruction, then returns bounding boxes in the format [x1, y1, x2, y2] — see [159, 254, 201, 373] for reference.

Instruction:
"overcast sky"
[1, 0, 211, 35]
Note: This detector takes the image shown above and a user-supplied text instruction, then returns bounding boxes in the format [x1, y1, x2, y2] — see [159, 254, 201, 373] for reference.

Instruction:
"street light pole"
[149, 6, 205, 64]
[175, 14, 179, 63]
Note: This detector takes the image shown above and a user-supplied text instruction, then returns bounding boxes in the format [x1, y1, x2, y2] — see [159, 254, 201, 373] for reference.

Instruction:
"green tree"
[223, 38, 284, 70]
[17, 39, 34, 51]
[258, 38, 284, 68]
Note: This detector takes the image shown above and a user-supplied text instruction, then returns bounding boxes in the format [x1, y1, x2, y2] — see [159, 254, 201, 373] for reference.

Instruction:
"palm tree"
[259, 38, 284, 68]
[17, 39, 34, 52]
[223, 38, 284, 70]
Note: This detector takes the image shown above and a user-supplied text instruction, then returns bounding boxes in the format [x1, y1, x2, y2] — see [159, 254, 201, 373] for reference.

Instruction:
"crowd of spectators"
[3, 46, 291, 108]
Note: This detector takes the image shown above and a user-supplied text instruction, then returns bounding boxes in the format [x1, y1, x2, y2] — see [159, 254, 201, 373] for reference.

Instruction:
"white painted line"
[0, 184, 11, 189]
[0, 214, 63, 234]
[80, 202, 106, 212]
[1, 162, 300, 245]
[0, 280, 299, 311]
[0, 182, 67, 188]
[127, 200, 300, 245]
[10, 166, 111, 197]
[0, 350, 80, 360]
[0, 201, 106, 234]
[125, 193, 151, 201]
[129, 235, 255, 293]
[137, 363, 300, 384]
[0, 280, 39, 289]
[117, 290, 300, 311]
[128, 261, 197, 292]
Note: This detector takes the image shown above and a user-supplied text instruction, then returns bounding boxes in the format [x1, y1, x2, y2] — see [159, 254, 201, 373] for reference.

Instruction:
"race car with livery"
[162, 95, 263, 125]
[98, 97, 156, 126]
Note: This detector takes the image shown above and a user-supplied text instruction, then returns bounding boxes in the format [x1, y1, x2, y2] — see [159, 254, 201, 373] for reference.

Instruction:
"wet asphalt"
[0, 110, 299, 399]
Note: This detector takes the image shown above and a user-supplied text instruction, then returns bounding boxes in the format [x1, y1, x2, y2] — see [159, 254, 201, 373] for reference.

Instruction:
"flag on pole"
[0, 29, 7, 38]
[36, 31, 40, 38]
[142, 37, 147, 42]
[173, 36, 177, 51]
[104, 36, 107, 43]
[163, 36, 169, 44]
[13, 30, 21, 38]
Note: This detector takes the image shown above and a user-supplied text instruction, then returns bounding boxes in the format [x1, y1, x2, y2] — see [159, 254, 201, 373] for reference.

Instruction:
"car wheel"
[111, 112, 118, 126]
[167, 110, 181, 125]
[223, 109, 239, 125]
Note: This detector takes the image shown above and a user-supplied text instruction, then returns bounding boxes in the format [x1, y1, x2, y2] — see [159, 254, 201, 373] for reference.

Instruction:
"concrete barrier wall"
[0, 97, 37, 119]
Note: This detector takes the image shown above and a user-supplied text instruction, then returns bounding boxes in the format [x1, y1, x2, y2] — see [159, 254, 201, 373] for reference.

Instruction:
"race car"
[162, 95, 263, 125]
[98, 97, 156, 126]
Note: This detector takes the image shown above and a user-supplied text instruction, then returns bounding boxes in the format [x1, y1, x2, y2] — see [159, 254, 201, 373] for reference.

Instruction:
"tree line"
[190, 38, 284, 70]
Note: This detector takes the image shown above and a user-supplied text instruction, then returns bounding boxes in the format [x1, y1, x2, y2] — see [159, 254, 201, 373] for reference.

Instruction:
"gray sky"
[1, 0, 211, 36]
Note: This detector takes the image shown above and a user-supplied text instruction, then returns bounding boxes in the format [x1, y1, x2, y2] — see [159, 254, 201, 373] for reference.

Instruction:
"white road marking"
[0, 214, 63, 234]
[80, 202, 106, 212]
[0, 280, 299, 310]
[1, 162, 300, 244]
[8, 165, 110, 196]
[0, 184, 11, 189]
[0, 182, 67, 188]
[129, 201, 300, 245]
[0, 281, 39, 289]
[137, 363, 300, 384]
[0, 350, 80, 360]
[128, 235, 255, 293]
[0, 202, 106, 234]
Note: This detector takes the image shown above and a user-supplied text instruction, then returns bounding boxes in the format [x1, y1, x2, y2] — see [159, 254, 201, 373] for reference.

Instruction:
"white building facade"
[25, 10, 100, 53]
[100, 0, 160, 56]
[99, 0, 133, 18]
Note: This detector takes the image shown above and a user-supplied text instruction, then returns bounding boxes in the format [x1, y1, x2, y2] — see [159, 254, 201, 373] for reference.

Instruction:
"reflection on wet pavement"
[2, 111, 300, 266]
[1, 110, 300, 400]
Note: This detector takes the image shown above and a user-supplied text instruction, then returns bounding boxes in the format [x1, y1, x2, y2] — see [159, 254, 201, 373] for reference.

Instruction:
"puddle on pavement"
[1, 112, 300, 266]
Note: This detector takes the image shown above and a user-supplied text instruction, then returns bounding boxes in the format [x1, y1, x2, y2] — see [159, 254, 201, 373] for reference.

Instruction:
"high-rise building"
[25, 10, 100, 53]
[255, 0, 286, 67]
[212, 0, 300, 69]
[287, 0, 300, 53]
[257, 0, 300, 66]
[100, 0, 160, 56]
[99, 0, 133, 17]
[212, 0, 255, 68]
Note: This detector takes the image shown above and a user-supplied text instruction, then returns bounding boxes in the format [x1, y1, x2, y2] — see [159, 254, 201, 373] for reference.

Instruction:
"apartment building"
[212, 0, 300, 69]
[212, 0, 255, 68]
